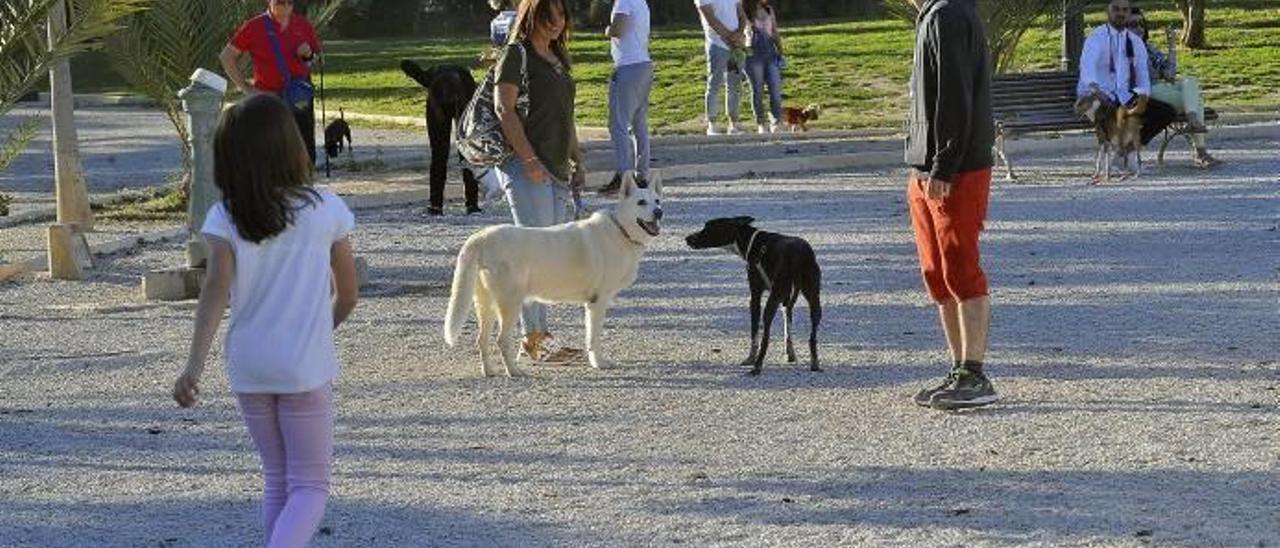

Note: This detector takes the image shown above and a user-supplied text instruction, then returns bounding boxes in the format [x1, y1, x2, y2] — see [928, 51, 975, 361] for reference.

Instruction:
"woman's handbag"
[263, 16, 315, 111]
[456, 43, 529, 167]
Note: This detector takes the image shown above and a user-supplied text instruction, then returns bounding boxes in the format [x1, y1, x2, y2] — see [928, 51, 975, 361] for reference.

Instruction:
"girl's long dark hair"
[745, 0, 773, 22]
[213, 94, 318, 244]
[512, 0, 572, 71]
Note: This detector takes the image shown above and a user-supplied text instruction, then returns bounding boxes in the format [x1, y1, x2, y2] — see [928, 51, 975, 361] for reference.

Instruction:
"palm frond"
[0, 115, 39, 174]
[0, 0, 146, 175]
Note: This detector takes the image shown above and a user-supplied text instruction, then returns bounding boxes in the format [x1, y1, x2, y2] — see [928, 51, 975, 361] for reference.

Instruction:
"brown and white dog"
[1075, 89, 1146, 184]
[781, 104, 820, 132]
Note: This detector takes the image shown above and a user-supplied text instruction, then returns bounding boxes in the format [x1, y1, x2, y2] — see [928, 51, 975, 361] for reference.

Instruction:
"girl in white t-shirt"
[172, 94, 358, 547]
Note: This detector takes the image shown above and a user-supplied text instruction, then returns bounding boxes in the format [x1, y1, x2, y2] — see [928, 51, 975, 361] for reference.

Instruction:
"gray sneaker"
[913, 366, 961, 407]
[929, 367, 1000, 410]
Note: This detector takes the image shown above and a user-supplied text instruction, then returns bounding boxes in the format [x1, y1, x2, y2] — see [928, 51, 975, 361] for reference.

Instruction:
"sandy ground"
[1, 135, 1278, 547]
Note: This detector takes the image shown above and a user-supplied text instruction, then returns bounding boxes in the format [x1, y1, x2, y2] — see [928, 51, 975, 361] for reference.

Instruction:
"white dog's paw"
[588, 352, 617, 370]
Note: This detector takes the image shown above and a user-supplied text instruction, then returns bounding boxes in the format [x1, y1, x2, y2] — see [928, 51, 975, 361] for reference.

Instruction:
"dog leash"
[319, 51, 330, 178]
[609, 213, 645, 247]
[739, 230, 773, 288]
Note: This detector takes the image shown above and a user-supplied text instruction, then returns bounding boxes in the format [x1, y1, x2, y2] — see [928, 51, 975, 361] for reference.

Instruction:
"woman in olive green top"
[495, 0, 587, 365]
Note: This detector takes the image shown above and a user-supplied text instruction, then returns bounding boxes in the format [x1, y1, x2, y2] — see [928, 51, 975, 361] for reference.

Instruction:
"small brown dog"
[781, 104, 820, 132]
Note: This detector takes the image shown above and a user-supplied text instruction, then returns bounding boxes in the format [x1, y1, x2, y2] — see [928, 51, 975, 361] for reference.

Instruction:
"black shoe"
[426, 206, 443, 216]
[466, 205, 483, 215]
[597, 173, 623, 196]
[913, 366, 961, 407]
[929, 367, 1000, 410]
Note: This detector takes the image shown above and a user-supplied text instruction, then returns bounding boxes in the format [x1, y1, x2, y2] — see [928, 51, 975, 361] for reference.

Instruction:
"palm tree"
[101, 0, 345, 182]
[0, 0, 145, 176]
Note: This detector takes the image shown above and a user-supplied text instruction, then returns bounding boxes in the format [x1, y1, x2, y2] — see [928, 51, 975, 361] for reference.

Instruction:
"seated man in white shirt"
[1077, 0, 1150, 113]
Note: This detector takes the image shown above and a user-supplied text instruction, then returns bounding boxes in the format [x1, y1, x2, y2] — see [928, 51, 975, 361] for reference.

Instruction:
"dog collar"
[739, 230, 773, 288]
[610, 213, 645, 247]
[739, 230, 763, 261]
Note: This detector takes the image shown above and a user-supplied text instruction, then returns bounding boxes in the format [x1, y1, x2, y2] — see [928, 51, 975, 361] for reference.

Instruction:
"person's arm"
[770, 8, 782, 52]
[330, 237, 357, 328]
[698, 4, 737, 44]
[570, 124, 585, 188]
[730, 1, 748, 46]
[497, 82, 543, 183]
[606, 12, 629, 38]
[926, 11, 976, 190]
[495, 47, 544, 184]
[1078, 31, 1101, 93]
[219, 44, 255, 95]
[1131, 34, 1151, 97]
[172, 237, 234, 408]
[298, 19, 320, 63]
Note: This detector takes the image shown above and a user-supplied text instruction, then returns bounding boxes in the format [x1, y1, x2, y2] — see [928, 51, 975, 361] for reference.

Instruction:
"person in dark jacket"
[904, 0, 999, 410]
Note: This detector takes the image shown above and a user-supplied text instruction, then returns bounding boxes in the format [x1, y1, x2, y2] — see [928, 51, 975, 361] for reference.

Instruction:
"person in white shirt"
[173, 94, 358, 547]
[1077, 0, 1150, 110]
[696, 0, 748, 135]
[599, 0, 654, 195]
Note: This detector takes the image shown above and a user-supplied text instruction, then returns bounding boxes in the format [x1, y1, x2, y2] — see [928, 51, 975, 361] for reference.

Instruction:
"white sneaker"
[770, 121, 782, 134]
[706, 123, 722, 136]
[757, 124, 769, 134]
[726, 123, 745, 135]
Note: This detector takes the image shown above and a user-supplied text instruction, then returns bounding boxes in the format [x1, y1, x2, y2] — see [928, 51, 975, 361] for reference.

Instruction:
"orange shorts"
[907, 167, 991, 303]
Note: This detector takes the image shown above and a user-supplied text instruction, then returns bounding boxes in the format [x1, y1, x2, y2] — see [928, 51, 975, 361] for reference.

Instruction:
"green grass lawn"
[69, 2, 1280, 131]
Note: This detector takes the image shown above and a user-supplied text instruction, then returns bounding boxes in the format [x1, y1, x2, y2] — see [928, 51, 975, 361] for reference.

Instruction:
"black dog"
[324, 107, 353, 160]
[686, 216, 822, 375]
[400, 60, 481, 215]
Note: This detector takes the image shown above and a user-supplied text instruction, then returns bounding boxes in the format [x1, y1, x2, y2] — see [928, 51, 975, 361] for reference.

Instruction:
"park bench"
[991, 70, 1217, 180]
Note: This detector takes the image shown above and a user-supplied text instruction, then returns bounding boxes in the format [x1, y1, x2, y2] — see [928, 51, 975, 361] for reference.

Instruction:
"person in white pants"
[1130, 7, 1220, 167]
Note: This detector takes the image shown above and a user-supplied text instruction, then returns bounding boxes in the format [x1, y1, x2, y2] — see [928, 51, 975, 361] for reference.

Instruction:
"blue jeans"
[609, 62, 654, 177]
[497, 158, 574, 336]
[704, 44, 742, 124]
[746, 54, 783, 125]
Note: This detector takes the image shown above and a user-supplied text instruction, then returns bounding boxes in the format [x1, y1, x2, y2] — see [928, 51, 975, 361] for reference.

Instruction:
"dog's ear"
[399, 60, 434, 88]
[647, 169, 663, 195]
[731, 216, 755, 226]
[621, 171, 638, 198]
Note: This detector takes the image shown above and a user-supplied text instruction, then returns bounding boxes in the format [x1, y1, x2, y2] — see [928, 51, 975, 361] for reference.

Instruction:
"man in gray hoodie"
[904, 0, 999, 410]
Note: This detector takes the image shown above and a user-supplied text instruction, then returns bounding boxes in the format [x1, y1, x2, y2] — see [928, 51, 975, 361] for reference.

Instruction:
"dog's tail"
[338, 107, 344, 121]
[444, 234, 481, 347]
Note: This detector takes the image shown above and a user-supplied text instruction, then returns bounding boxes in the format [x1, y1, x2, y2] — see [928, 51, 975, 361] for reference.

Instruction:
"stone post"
[142, 70, 225, 301]
[180, 69, 227, 268]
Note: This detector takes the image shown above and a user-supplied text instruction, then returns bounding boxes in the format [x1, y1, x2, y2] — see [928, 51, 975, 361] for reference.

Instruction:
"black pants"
[295, 100, 317, 166]
[426, 103, 479, 211]
[1140, 98, 1177, 146]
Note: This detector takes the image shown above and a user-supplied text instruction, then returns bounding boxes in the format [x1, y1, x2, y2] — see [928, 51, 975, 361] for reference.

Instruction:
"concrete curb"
[27, 92, 160, 109]
[0, 227, 187, 284]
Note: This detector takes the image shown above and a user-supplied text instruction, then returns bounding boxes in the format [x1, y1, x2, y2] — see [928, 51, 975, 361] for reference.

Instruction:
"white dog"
[444, 172, 664, 377]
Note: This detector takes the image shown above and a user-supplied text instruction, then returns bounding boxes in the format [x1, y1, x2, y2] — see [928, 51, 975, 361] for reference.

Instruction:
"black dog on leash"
[324, 107, 353, 160]
[686, 216, 822, 375]
[400, 60, 481, 215]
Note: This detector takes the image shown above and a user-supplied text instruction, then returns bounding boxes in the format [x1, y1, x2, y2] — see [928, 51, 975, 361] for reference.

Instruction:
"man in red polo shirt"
[220, 0, 322, 164]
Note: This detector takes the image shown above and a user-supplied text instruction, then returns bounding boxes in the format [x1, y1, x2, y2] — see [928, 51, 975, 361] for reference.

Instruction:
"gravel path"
[1, 136, 1277, 547]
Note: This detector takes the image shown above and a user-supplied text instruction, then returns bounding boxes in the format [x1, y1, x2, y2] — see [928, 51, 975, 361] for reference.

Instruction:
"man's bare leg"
[937, 299, 961, 364]
[958, 295, 989, 364]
